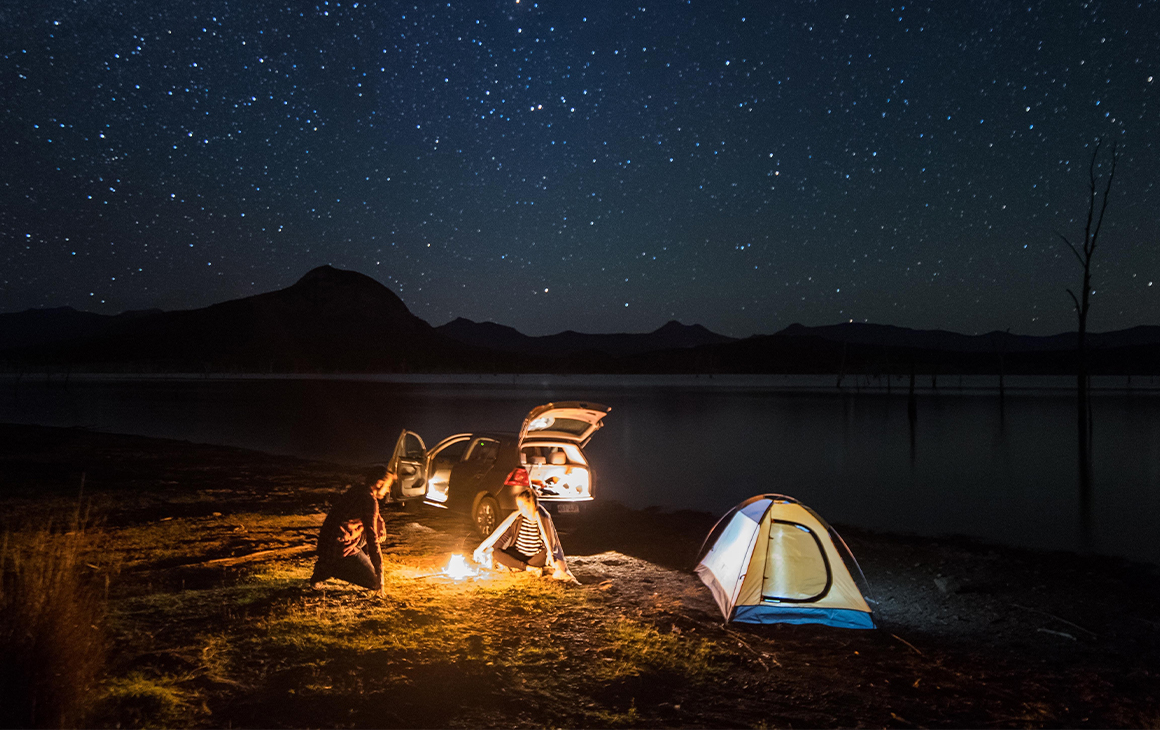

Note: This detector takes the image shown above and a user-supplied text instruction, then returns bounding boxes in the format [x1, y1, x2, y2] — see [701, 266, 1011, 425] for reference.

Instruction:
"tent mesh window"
[761, 521, 832, 602]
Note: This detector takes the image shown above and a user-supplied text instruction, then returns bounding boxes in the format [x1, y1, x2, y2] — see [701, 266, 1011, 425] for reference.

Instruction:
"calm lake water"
[3, 373, 1160, 565]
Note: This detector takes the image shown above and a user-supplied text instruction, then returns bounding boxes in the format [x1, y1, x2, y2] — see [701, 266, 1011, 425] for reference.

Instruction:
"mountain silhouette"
[3, 266, 1159, 374]
[7, 266, 513, 372]
[774, 321, 1160, 354]
[621, 324, 1160, 376]
[435, 317, 736, 358]
[0, 306, 162, 352]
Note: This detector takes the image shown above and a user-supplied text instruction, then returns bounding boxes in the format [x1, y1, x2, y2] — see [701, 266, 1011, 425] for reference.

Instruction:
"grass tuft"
[0, 514, 108, 728]
[595, 618, 722, 683]
[93, 672, 192, 729]
[590, 700, 641, 727]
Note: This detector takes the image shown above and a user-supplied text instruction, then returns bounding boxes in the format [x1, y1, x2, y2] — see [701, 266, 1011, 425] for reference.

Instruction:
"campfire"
[440, 553, 483, 580]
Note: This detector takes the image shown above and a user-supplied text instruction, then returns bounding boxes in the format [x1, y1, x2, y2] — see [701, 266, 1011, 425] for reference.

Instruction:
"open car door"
[388, 429, 427, 501]
[519, 401, 611, 448]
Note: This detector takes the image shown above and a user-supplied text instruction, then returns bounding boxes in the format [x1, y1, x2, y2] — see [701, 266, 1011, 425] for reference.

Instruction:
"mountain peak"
[294, 265, 374, 287]
[653, 320, 691, 334]
[280, 265, 411, 315]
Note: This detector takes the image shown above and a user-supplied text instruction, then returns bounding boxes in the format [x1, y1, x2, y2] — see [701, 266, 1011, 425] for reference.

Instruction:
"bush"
[0, 518, 107, 728]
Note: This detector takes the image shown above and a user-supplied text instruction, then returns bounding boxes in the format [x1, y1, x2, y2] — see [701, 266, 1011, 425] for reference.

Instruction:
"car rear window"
[528, 417, 590, 436]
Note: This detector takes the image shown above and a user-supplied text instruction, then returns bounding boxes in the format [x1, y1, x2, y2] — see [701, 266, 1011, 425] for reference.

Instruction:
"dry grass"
[589, 700, 641, 727]
[256, 559, 585, 663]
[101, 512, 322, 573]
[73, 503, 734, 728]
[0, 511, 109, 728]
[595, 618, 723, 683]
[91, 672, 193, 729]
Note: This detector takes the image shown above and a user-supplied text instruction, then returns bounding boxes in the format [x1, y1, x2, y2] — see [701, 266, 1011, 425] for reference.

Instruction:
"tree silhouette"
[1057, 139, 1118, 413]
[1057, 137, 1118, 546]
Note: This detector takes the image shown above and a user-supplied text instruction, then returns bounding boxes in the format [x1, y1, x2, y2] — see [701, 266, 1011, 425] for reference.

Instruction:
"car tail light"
[504, 467, 530, 488]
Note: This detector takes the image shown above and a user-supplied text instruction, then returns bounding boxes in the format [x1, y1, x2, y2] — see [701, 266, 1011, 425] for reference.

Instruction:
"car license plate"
[557, 503, 579, 513]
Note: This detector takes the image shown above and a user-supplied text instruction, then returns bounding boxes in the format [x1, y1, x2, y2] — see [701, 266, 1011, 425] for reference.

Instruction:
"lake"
[3, 373, 1159, 565]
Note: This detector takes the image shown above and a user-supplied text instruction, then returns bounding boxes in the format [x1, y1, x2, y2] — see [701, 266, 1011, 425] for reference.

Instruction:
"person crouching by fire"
[473, 488, 577, 582]
[310, 464, 394, 595]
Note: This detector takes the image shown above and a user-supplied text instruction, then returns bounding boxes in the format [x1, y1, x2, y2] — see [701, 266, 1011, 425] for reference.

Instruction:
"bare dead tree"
[1057, 138, 1118, 547]
[1057, 138, 1119, 419]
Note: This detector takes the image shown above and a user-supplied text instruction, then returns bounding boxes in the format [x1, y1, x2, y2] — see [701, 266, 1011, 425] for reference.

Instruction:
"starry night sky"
[1, 1, 1157, 337]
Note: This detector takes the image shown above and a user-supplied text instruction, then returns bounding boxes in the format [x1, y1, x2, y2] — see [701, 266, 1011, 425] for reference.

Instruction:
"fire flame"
[441, 553, 481, 580]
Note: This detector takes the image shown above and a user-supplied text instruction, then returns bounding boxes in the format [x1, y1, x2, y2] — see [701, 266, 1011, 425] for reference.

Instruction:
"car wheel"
[473, 494, 500, 537]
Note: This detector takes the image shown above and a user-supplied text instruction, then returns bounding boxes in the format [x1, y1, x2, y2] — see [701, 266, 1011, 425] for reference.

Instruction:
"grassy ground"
[89, 516, 732, 728]
[2, 423, 1159, 728]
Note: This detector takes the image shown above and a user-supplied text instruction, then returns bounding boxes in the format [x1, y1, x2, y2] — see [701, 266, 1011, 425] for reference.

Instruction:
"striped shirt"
[514, 515, 544, 556]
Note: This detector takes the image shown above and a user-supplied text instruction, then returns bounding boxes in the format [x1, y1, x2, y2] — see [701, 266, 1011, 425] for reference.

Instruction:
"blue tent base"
[732, 605, 876, 629]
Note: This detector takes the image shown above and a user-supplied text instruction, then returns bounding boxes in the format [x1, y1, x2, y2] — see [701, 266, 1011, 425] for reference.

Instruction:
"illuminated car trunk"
[520, 442, 592, 501]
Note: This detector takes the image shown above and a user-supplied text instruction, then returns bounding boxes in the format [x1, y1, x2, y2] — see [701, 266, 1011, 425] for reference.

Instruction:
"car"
[385, 401, 611, 536]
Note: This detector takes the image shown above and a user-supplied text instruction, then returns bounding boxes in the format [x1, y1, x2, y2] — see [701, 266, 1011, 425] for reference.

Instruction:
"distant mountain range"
[435, 317, 736, 358]
[774, 321, 1160, 354]
[3, 265, 1159, 375]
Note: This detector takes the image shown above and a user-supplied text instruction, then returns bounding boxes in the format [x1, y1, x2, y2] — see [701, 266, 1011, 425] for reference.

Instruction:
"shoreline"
[5, 370, 1160, 394]
[2, 420, 1155, 569]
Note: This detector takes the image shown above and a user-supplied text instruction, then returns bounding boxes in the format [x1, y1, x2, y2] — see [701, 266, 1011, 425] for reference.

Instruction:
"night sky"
[2, 1, 1157, 338]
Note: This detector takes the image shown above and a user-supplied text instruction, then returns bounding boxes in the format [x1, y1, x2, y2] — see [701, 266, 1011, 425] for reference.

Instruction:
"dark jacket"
[316, 483, 385, 580]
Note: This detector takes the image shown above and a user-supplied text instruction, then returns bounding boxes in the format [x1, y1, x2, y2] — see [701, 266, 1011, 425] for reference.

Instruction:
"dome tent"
[695, 495, 875, 629]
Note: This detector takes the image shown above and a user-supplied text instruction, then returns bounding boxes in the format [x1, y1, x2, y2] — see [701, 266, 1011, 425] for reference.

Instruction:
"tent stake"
[890, 633, 923, 656]
[724, 630, 778, 670]
[1012, 604, 1098, 638]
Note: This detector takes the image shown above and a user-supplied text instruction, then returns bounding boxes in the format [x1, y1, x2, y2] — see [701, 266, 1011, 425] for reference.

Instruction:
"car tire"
[473, 494, 500, 537]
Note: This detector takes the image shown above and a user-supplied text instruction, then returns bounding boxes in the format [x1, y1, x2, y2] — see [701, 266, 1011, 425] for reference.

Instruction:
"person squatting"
[310, 464, 393, 594]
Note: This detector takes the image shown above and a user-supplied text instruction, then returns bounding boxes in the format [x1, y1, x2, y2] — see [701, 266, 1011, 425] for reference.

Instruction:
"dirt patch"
[2, 423, 1158, 728]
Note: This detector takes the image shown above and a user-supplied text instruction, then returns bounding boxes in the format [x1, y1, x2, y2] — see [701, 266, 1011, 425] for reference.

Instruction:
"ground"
[1, 422, 1158, 728]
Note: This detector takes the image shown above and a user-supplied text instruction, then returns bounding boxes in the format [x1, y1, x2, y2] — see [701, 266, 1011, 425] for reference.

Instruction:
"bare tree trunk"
[836, 340, 848, 389]
[1060, 138, 1116, 393]
[1058, 137, 1117, 551]
[908, 363, 918, 465]
[907, 362, 917, 423]
[993, 329, 1008, 407]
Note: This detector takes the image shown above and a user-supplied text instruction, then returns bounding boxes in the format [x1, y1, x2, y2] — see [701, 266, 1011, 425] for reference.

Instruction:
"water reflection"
[1077, 386, 1094, 554]
[3, 375, 1159, 565]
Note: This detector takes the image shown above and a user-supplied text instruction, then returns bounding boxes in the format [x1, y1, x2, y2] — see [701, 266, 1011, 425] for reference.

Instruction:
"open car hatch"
[519, 401, 611, 448]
